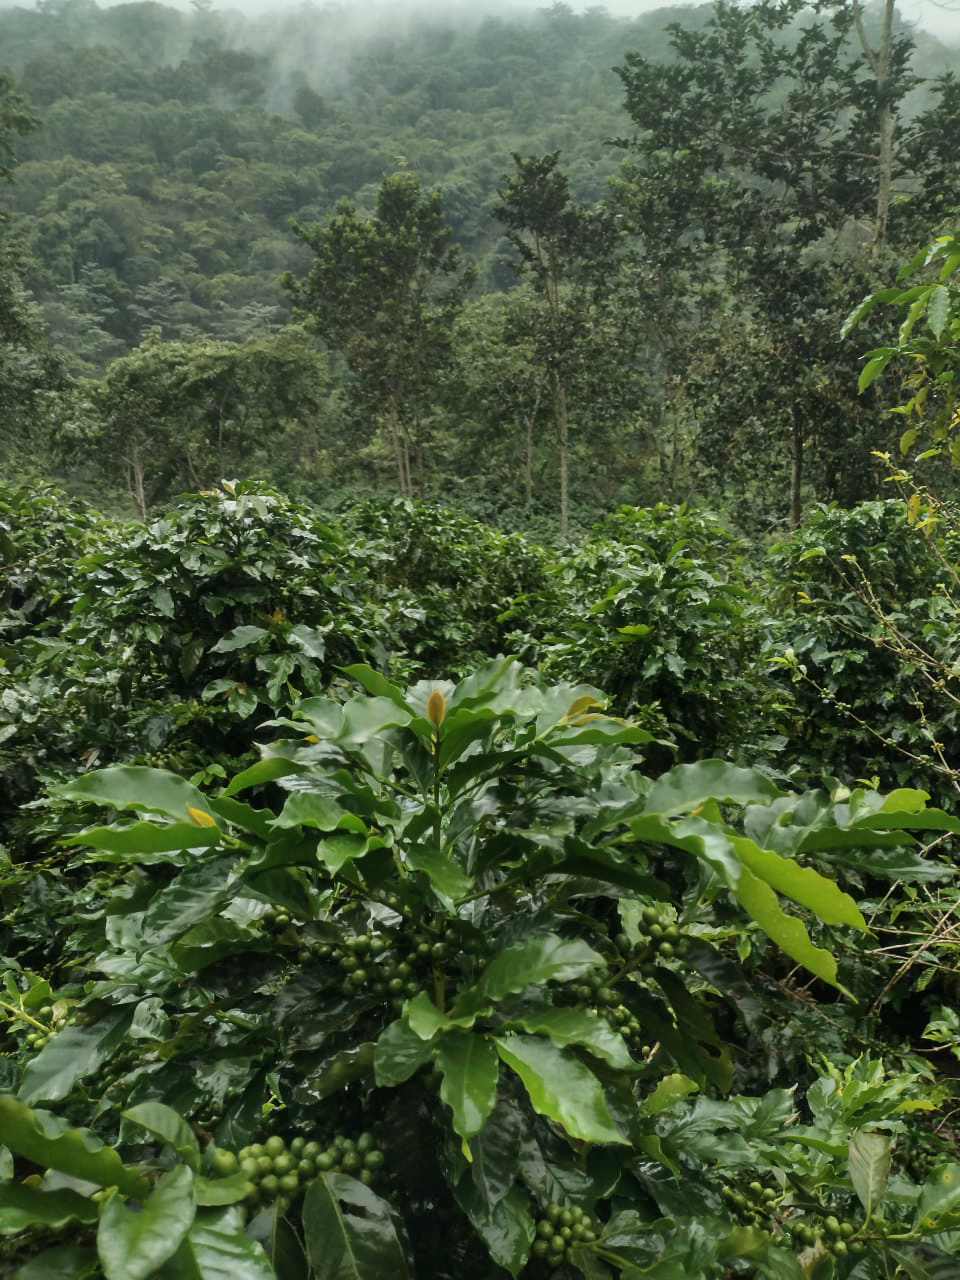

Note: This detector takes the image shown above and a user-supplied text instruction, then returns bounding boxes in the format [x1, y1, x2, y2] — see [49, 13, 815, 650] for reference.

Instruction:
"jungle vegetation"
[4, 3, 960, 1278]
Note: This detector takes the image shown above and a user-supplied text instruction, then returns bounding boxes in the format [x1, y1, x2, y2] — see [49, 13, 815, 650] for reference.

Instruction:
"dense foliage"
[4, 3, 960, 1277]
[3, 483, 960, 1279]
[2, 0, 960, 526]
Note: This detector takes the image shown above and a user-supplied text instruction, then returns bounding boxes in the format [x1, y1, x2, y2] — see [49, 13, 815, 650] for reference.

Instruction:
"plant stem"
[0, 1000, 47, 1032]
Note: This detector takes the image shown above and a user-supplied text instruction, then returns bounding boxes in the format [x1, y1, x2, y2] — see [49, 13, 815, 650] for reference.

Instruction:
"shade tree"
[284, 173, 475, 498]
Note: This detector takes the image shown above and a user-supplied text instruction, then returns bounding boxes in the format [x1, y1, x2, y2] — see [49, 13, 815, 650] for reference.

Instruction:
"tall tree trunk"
[386, 396, 411, 497]
[874, 101, 894, 258]
[851, 0, 895, 257]
[126, 441, 148, 521]
[789, 410, 803, 529]
[523, 377, 543, 504]
[525, 414, 534, 504]
[555, 374, 569, 534]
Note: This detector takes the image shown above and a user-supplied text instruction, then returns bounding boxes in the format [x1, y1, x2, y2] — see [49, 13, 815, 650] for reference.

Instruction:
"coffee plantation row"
[1, 481, 959, 1278]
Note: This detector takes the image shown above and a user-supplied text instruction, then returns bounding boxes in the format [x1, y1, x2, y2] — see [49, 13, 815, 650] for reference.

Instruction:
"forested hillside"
[5, 3, 960, 1277]
[2, 0, 960, 529]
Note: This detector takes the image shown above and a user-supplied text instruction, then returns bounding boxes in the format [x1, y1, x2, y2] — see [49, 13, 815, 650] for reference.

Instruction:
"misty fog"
[1, 0, 959, 40]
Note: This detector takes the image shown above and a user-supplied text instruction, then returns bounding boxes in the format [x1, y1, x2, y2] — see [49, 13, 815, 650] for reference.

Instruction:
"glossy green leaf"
[295, 1043, 376, 1102]
[452, 1179, 533, 1278]
[211, 625, 268, 652]
[916, 1163, 960, 1227]
[545, 720, 653, 747]
[554, 837, 665, 895]
[171, 919, 251, 972]
[0, 1183, 98, 1234]
[859, 349, 894, 392]
[334, 695, 412, 745]
[567, 1247, 616, 1278]
[316, 832, 368, 874]
[247, 1204, 311, 1280]
[848, 1130, 891, 1218]
[437, 709, 499, 768]
[471, 1095, 527, 1214]
[494, 1034, 628, 1145]
[153, 1205, 276, 1280]
[404, 843, 471, 902]
[97, 1165, 196, 1280]
[272, 792, 350, 830]
[510, 1003, 635, 1070]
[69, 821, 221, 854]
[734, 864, 840, 987]
[54, 766, 210, 821]
[853, 807, 960, 835]
[9, 1245, 99, 1279]
[139, 857, 236, 945]
[406, 991, 476, 1038]
[123, 1102, 200, 1171]
[438, 1029, 499, 1144]
[19, 1009, 134, 1105]
[643, 1074, 700, 1115]
[341, 664, 412, 713]
[887, 1245, 960, 1280]
[207, 796, 276, 840]
[652, 969, 733, 1092]
[730, 836, 866, 929]
[221, 758, 309, 798]
[643, 761, 783, 816]
[477, 935, 603, 1002]
[373, 1017, 436, 1086]
[194, 1172, 256, 1207]
[0, 1096, 147, 1198]
[631, 815, 843, 986]
[303, 1173, 410, 1280]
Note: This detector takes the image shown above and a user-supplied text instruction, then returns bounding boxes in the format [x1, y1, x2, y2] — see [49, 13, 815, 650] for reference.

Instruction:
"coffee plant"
[3, 658, 959, 1277]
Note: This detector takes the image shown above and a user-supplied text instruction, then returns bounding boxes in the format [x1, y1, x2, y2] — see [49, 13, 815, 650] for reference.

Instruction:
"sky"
[3, 0, 960, 40]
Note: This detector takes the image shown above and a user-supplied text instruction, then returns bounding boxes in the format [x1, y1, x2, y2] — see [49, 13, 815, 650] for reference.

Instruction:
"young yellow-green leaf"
[734, 866, 841, 988]
[478, 936, 603, 1002]
[848, 1131, 891, 1220]
[123, 1102, 200, 1171]
[303, 1174, 411, 1280]
[437, 1030, 499, 1145]
[97, 1165, 196, 1280]
[406, 991, 475, 1039]
[730, 836, 866, 930]
[0, 1096, 147, 1199]
[494, 1034, 628, 1146]
[858, 351, 894, 393]
[643, 1074, 700, 1116]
